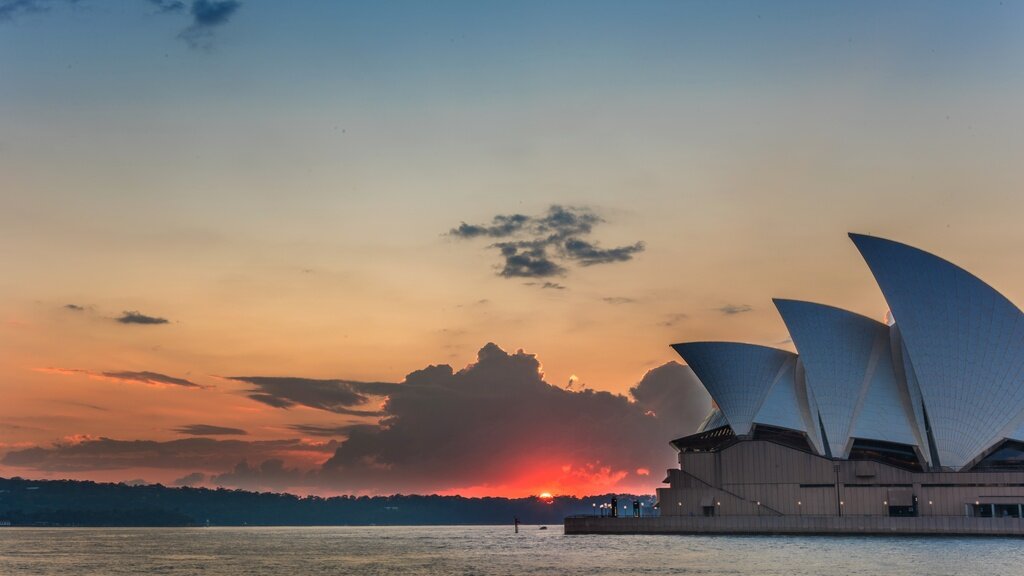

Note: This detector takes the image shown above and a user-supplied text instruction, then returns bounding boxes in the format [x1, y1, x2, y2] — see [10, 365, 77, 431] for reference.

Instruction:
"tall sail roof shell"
[850, 233, 1024, 469]
[774, 299, 917, 457]
[671, 342, 797, 436]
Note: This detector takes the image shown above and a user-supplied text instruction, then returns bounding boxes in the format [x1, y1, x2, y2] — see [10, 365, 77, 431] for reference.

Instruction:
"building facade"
[658, 233, 1024, 521]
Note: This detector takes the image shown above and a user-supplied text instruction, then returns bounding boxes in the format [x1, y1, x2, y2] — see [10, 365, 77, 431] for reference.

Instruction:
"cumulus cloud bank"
[318, 343, 709, 494]
[12, 345, 710, 496]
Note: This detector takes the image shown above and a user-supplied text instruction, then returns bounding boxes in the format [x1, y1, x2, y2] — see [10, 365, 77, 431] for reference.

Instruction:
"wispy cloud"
[147, 0, 185, 13]
[0, 0, 70, 22]
[1, 0, 243, 50]
[178, 0, 242, 49]
[659, 313, 689, 327]
[288, 424, 376, 437]
[173, 471, 205, 486]
[524, 281, 566, 290]
[173, 424, 247, 436]
[602, 297, 635, 305]
[116, 310, 169, 325]
[717, 304, 753, 315]
[37, 367, 204, 389]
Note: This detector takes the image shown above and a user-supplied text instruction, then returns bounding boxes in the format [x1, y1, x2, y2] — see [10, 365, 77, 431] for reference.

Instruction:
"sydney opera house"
[569, 233, 1024, 535]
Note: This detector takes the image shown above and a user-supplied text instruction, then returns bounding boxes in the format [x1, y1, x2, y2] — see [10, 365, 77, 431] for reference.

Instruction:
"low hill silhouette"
[0, 477, 654, 527]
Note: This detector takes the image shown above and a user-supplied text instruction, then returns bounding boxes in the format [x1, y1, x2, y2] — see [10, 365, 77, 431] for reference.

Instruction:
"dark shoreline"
[0, 476, 650, 527]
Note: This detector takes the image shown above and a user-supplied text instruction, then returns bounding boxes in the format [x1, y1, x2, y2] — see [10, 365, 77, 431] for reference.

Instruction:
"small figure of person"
[610, 496, 618, 518]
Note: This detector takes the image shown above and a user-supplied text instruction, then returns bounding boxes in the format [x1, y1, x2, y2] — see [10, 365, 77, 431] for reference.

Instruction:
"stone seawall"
[564, 515, 1024, 536]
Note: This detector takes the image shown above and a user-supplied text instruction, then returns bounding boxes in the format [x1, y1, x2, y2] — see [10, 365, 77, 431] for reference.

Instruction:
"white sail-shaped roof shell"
[793, 360, 826, 455]
[774, 299, 918, 457]
[751, 356, 807, 433]
[851, 233, 1024, 469]
[671, 342, 798, 437]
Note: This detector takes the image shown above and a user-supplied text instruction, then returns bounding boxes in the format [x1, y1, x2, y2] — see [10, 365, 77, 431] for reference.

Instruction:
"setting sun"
[538, 492, 554, 503]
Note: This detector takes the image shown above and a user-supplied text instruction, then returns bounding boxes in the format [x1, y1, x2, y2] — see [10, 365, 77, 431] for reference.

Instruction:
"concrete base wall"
[564, 515, 1024, 536]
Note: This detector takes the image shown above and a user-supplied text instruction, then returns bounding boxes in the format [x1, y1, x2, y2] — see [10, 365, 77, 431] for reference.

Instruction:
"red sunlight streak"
[438, 458, 656, 498]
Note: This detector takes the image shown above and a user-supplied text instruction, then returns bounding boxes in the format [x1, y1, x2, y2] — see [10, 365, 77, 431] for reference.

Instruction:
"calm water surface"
[0, 525, 1020, 575]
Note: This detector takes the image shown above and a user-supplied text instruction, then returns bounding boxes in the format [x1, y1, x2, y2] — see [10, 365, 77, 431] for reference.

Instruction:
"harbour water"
[0, 525, 1021, 575]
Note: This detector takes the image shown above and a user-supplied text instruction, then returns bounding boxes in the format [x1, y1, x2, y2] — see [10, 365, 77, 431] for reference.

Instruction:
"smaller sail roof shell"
[671, 342, 797, 437]
[775, 299, 918, 457]
[751, 356, 806, 433]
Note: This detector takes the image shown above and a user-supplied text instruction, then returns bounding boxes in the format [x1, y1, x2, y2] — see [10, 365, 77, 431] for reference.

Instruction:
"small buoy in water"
[539, 526, 548, 530]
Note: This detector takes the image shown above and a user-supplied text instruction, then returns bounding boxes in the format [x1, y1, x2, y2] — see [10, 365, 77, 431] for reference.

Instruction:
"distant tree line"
[0, 477, 654, 527]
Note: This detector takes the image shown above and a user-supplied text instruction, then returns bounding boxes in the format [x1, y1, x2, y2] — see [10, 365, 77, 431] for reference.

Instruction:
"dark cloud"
[103, 370, 202, 388]
[602, 297, 635, 305]
[289, 424, 377, 437]
[211, 459, 306, 491]
[173, 424, 247, 436]
[178, 0, 241, 49]
[147, 0, 185, 12]
[227, 376, 394, 415]
[116, 310, 169, 325]
[493, 242, 564, 278]
[450, 205, 644, 283]
[449, 214, 530, 239]
[562, 238, 645, 266]
[535, 205, 602, 239]
[173, 471, 206, 487]
[319, 343, 710, 494]
[1, 437, 336, 473]
[64, 303, 85, 311]
[717, 304, 753, 315]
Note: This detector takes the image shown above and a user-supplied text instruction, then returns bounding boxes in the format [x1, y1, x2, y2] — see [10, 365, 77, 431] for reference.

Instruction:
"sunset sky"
[3, 0, 1024, 497]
